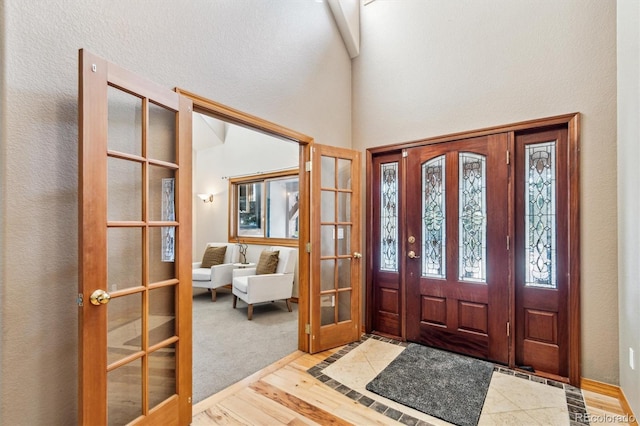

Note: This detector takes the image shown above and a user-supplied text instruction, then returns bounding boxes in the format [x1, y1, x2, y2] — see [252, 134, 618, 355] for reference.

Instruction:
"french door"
[405, 135, 510, 364]
[78, 49, 192, 425]
[309, 144, 362, 353]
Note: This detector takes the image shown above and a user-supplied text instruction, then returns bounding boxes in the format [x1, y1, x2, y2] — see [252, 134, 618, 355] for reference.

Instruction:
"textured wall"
[353, 0, 618, 383]
[617, 0, 640, 415]
[0, 1, 351, 424]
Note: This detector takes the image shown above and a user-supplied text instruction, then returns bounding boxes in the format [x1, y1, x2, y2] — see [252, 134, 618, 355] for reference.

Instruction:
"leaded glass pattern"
[380, 162, 398, 271]
[422, 156, 446, 278]
[459, 153, 487, 282]
[525, 142, 557, 288]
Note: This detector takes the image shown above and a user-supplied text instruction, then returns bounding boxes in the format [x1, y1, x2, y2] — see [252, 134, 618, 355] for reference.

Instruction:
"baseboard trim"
[581, 378, 638, 425]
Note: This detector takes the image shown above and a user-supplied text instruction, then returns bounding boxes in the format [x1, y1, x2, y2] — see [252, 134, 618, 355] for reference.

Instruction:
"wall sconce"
[197, 193, 214, 203]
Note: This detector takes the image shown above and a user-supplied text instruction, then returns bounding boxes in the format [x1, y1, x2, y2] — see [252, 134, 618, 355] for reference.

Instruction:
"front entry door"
[405, 135, 510, 364]
[309, 144, 362, 353]
[78, 49, 193, 425]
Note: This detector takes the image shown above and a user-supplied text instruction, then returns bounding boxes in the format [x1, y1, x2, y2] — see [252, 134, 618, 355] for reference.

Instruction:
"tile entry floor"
[307, 335, 591, 426]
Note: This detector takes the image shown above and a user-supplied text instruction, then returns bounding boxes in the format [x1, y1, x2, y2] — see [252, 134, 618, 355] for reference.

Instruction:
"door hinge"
[306, 242, 311, 253]
[507, 322, 511, 337]
[305, 324, 311, 335]
[305, 161, 312, 172]
[402, 150, 408, 158]
[507, 235, 510, 250]
[76, 293, 84, 307]
[506, 150, 510, 164]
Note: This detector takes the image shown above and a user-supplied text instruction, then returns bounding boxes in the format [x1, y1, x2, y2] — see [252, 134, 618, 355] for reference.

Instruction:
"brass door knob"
[408, 250, 420, 259]
[90, 289, 111, 306]
[353, 252, 362, 259]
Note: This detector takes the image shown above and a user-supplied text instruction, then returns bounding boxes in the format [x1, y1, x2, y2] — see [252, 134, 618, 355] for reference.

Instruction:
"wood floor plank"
[260, 371, 401, 425]
[249, 380, 353, 426]
[192, 403, 252, 426]
[219, 393, 287, 426]
[291, 354, 327, 370]
[583, 390, 627, 415]
[234, 387, 322, 426]
[261, 372, 343, 411]
[270, 365, 317, 390]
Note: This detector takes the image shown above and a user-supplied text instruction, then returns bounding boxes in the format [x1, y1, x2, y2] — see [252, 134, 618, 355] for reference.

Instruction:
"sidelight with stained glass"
[380, 162, 398, 272]
[524, 142, 557, 288]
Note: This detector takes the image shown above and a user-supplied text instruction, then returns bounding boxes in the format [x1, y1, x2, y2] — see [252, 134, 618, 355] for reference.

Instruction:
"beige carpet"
[192, 288, 298, 403]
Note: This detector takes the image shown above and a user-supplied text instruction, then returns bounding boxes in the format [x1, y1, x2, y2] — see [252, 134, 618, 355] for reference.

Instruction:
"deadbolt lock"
[408, 236, 416, 244]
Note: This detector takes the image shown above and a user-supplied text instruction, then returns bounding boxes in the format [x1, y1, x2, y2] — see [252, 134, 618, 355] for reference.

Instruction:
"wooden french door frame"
[309, 144, 362, 353]
[79, 49, 193, 424]
[174, 89, 315, 354]
[365, 113, 580, 385]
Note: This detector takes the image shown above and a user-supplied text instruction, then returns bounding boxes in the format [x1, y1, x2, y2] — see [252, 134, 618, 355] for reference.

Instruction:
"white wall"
[617, 0, 640, 415]
[193, 123, 299, 255]
[353, 0, 618, 384]
[0, 1, 351, 424]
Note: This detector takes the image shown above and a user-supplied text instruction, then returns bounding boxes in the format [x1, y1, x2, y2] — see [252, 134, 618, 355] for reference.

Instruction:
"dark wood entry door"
[405, 134, 510, 364]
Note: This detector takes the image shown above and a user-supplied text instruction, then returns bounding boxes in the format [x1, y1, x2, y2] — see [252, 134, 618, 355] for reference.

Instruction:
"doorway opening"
[176, 89, 313, 403]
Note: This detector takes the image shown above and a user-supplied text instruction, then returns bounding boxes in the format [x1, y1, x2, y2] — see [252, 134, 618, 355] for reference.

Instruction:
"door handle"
[353, 252, 362, 259]
[408, 250, 420, 259]
[90, 289, 111, 306]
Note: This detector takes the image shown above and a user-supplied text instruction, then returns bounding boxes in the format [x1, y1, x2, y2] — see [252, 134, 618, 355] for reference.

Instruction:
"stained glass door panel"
[405, 135, 510, 364]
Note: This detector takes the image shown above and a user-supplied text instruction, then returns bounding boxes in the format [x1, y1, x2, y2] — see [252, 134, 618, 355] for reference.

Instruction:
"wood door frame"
[365, 112, 580, 385]
[175, 89, 313, 353]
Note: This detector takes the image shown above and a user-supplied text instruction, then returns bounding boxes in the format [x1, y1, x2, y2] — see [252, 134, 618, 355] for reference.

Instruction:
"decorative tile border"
[307, 334, 590, 426]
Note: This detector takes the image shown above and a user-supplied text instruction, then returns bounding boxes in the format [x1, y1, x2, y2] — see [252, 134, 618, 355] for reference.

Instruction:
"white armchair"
[192, 242, 240, 301]
[232, 246, 297, 320]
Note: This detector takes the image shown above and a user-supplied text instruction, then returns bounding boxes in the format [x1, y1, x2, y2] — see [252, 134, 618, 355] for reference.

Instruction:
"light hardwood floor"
[192, 346, 636, 426]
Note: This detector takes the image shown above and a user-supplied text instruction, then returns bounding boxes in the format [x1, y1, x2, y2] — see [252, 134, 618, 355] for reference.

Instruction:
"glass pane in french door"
[108, 358, 142, 426]
[107, 86, 142, 156]
[147, 101, 176, 163]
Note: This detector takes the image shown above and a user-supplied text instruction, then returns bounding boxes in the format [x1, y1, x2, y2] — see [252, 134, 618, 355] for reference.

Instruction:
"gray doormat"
[365, 343, 493, 426]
